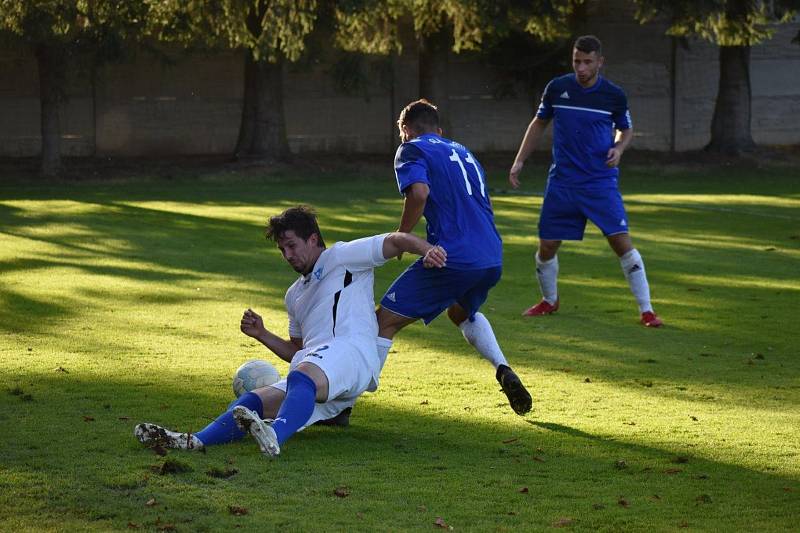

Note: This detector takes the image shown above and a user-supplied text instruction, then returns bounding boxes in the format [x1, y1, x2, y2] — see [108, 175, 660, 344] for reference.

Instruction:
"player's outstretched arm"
[509, 117, 550, 189]
[398, 183, 429, 233]
[240, 308, 300, 363]
[382, 232, 446, 268]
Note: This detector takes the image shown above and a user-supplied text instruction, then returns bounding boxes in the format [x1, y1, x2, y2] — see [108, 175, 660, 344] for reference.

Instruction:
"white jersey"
[285, 234, 388, 352]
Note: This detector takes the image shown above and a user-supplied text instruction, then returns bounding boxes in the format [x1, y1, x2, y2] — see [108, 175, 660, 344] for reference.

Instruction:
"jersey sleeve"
[393, 142, 430, 195]
[536, 80, 555, 120]
[285, 286, 302, 339]
[328, 234, 389, 271]
[612, 90, 632, 130]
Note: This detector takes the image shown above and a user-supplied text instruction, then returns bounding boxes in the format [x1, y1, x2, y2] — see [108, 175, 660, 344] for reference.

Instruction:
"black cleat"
[496, 365, 532, 415]
[313, 406, 352, 427]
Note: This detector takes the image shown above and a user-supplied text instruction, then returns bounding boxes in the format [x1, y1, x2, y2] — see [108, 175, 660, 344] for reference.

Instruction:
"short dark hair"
[574, 35, 602, 55]
[265, 205, 325, 247]
[397, 99, 439, 134]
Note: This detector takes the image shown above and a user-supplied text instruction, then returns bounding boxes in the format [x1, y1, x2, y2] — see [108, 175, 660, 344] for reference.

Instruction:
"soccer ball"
[232, 359, 281, 398]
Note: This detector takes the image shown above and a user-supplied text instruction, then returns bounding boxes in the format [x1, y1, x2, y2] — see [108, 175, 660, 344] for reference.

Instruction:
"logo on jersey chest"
[313, 266, 324, 280]
[560, 91, 570, 99]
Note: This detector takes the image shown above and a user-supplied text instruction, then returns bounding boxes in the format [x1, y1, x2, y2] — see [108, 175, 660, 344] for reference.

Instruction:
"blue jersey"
[537, 74, 632, 188]
[393, 133, 502, 270]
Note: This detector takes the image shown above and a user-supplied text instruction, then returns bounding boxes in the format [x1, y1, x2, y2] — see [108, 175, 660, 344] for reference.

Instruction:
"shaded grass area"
[1, 160, 799, 531]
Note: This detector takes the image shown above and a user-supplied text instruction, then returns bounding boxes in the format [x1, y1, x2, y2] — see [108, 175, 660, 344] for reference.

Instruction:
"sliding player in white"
[135, 205, 446, 457]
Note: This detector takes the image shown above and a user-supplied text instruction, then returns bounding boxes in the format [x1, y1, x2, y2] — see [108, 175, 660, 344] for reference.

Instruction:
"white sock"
[620, 249, 653, 313]
[376, 337, 393, 371]
[367, 337, 394, 392]
[459, 312, 508, 369]
[535, 252, 559, 304]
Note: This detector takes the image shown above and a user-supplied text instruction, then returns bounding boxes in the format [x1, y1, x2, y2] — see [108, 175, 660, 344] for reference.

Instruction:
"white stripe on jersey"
[552, 104, 612, 116]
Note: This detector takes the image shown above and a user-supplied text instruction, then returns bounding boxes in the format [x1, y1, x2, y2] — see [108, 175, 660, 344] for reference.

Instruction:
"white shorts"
[268, 337, 379, 427]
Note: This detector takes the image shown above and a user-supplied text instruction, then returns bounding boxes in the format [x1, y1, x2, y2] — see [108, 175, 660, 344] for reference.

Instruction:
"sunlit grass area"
[1, 162, 798, 531]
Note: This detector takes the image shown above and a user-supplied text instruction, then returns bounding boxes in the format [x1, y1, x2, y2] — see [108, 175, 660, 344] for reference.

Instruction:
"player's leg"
[134, 389, 267, 450]
[234, 361, 328, 456]
[525, 185, 584, 316]
[448, 267, 532, 415]
[579, 188, 662, 327]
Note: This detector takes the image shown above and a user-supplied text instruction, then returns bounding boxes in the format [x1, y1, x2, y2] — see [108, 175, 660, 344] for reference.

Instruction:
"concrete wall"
[1, 10, 798, 157]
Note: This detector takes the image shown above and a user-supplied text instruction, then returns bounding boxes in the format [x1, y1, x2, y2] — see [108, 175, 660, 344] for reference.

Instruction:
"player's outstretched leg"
[232, 406, 280, 456]
[133, 391, 265, 451]
[496, 365, 533, 415]
[134, 423, 204, 451]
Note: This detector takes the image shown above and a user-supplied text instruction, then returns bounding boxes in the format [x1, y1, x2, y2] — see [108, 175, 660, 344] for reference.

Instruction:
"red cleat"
[522, 299, 559, 317]
[640, 311, 663, 327]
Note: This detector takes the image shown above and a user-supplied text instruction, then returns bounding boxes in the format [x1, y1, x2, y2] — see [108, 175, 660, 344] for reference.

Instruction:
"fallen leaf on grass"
[54, 366, 69, 373]
[584, 378, 591, 383]
[696, 494, 712, 504]
[553, 517, 574, 527]
[671, 456, 689, 464]
[783, 487, 795, 492]
[334, 486, 350, 498]
[678, 521, 690, 528]
[532, 456, 546, 463]
[118, 416, 131, 421]
[507, 511, 516, 515]
[518, 487, 529, 494]
[127, 522, 139, 529]
[83, 416, 95, 422]
[418, 505, 427, 512]
[665, 468, 683, 475]
[502, 437, 519, 444]
[614, 460, 627, 469]
[690, 416, 698, 421]
[228, 505, 248, 516]
[145, 498, 157, 507]
[592, 503, 605, 510]
[420, 400, 429, 405]
[434, 517, 452, 529]
[156, 524, 176, 532]
[618, 498, 630, 508]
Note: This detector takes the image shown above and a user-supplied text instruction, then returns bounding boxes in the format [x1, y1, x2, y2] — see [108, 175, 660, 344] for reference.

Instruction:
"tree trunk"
[233, 51, 290, 160]
[418, 29, 451, 135]
[35, 43, 64, 177]
[706, 45, 755, 154]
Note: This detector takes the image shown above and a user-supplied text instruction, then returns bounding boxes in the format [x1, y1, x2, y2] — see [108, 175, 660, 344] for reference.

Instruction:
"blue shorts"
[538, 184, 629, 240]
[380, 260, 502, 325]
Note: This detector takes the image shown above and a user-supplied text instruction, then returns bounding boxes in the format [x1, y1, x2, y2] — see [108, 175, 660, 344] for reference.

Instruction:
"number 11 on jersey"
[449, 149, 485, 197]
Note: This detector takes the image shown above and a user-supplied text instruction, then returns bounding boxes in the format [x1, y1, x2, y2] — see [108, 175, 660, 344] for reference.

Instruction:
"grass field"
[1, 158, 798, 531]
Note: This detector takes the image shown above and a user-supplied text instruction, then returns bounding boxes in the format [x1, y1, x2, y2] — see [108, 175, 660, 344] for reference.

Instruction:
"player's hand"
[509, 161, 524, 189]
[240, 308, 266, 338]
[423, 245, 447, 269]
[606, 147, 623, 167]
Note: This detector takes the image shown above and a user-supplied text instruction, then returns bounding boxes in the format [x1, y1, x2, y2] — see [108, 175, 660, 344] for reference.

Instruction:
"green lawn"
[1, 160, 798, 531]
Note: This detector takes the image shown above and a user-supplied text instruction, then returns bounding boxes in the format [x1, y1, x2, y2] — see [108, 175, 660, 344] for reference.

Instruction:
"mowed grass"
[1, 160, 798, 531]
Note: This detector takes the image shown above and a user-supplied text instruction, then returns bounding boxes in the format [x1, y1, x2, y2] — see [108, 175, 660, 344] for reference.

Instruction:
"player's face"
[572, 49, 603, 88]
[276, 230, 319, 275]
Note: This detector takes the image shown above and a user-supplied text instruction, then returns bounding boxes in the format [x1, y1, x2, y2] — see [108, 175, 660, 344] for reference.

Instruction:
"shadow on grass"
[1, 371, 798, 531]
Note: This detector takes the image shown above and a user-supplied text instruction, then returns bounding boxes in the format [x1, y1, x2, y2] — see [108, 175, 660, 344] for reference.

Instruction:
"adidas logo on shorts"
[386, 292, 396, 302]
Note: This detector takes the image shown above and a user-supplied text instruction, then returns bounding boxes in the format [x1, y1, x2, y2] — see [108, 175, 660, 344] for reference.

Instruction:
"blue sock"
[195, 391, 264, 446]
[272, 371, 317, 445]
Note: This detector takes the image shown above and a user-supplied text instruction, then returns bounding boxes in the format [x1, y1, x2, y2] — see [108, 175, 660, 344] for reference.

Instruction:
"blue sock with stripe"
[271, 370, 317, 445]
[195, 391, 264, 446]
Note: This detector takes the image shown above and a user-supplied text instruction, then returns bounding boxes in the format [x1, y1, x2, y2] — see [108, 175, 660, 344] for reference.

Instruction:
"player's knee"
[294, 363, 329, 402]
[447, 305, 468, 325]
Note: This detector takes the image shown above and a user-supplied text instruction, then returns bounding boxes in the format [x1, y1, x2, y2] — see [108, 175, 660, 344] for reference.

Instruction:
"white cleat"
[134, 423, 204, 451]
[232, 406, 280, 457]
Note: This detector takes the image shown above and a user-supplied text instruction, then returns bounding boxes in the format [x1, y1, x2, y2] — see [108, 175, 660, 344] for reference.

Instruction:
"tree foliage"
[633, 0, 800, 46]
[149, 0, 318, 62]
